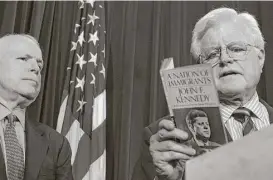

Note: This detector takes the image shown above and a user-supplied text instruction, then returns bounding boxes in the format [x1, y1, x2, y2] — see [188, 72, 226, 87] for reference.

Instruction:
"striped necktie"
[4, 114, 25, 180]
[232, 107, 257, 136]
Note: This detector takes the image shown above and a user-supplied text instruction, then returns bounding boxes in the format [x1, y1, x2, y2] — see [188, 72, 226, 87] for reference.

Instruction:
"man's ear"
[258, 49, 265, 72]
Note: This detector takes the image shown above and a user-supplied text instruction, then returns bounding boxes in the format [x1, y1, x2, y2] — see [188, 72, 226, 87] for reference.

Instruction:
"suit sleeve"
[131, 127, 156, 180]
[131, 116, 185, 180]
[56, 136, 73, 180]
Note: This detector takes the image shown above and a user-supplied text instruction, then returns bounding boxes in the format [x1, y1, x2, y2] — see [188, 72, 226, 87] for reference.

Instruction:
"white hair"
[0, 33, 40, 46]
[0, 33, 41, 59]
[190, 7, 265, 61]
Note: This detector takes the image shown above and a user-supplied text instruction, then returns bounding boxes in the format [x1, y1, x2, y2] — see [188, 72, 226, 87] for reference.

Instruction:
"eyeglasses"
[198, 42, 259, 66]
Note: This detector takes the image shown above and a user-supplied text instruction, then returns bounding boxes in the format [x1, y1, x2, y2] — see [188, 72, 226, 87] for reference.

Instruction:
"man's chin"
[216, 79, 247, 93]
[19, 92, 38, 104]
[204, 135, 210, 138]
[218, 86, 246, 98]
[202, 134, 210, 139]
[196, 134, 210, 141]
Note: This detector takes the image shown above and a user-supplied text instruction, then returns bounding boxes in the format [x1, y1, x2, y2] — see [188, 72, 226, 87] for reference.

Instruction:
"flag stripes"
[73, 120, 106, 180]
[57, 0, 106, 179]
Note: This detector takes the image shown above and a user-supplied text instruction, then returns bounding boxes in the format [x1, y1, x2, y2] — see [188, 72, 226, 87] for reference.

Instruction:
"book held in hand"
[160, 58, 228, 155]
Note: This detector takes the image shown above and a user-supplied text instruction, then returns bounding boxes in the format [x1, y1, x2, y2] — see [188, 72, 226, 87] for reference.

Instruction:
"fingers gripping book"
[160, 58, 228, 156]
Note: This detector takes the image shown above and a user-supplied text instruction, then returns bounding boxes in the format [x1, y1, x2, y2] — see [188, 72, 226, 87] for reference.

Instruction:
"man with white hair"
[0, 34, 73, 180]
[132, 7, 273, 180]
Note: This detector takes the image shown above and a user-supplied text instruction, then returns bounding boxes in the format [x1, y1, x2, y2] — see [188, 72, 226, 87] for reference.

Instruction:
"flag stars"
[87, 11, 99, 26]
[74, 24, 80, 34]
[101, 45, 105, 58]
[75, 76, 85, 91]
[89, 31, 99, 46]
[79, 0, 85, 9]
[77, 98, 87, 112]
[75, 54, 87, 70]
[88, 52, 97, 67]
[85, 0, 95, 7]
[71, 41, 77, 51]
[77, 31, 85, 46]
[100, 64, 105, 78]
[90, 73, 96, 85]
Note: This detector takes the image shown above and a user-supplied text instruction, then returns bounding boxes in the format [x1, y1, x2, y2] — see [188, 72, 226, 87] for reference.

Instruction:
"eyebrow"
[201, 47, 220, 55]
[25, 54, 43, 63]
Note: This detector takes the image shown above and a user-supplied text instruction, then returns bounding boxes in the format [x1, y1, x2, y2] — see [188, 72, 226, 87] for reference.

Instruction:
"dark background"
[1, 1, 273, 180]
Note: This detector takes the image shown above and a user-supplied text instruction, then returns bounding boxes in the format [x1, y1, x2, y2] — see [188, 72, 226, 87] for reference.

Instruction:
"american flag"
[56, 0, 106, 179]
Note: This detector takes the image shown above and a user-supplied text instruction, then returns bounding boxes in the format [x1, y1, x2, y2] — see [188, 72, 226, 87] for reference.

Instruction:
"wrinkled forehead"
[0, 35, 42, 59]
[200, 21, 253, 49]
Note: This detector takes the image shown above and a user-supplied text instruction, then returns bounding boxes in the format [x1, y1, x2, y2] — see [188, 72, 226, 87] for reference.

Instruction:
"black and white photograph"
[185, 108, 222, 151]
[1, 1, 273, 180]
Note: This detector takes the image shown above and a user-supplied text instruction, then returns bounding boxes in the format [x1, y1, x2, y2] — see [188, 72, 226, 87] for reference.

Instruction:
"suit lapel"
[268, 110, 273, 124]
[24, 120, 49, 180]
[0, 145, 7, 180]
[224, 127, 233, 143]
[259, 99, 273, 124]
[224, 99, 273, 143]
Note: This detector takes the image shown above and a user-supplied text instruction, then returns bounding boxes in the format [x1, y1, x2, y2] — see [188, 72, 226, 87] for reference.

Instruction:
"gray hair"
[0, 33, 40, 46]
[190, 7, 265, 61]
[0, 33, 41, 59]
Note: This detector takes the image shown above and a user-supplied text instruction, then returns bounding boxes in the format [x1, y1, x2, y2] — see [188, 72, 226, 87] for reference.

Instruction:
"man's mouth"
[22, 78, 38, 85]
[219, 70, 241, 78]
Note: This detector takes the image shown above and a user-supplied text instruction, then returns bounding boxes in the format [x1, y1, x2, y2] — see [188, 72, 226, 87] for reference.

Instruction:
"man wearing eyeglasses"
[132, 7, 273, 180]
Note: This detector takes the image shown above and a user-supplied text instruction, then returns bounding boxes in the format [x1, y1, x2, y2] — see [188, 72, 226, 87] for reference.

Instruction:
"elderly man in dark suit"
[132, 7, 273, 180]
[0, 34, 73, 180]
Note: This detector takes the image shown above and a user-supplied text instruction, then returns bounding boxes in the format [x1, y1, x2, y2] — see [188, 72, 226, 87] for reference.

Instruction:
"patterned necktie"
[4, 114, 25, 180]
[232, 107, 257, 136]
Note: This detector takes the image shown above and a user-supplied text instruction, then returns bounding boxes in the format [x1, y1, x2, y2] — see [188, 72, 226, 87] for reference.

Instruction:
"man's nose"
[29, 58, 40, 74]
[219, 48, 233, 64]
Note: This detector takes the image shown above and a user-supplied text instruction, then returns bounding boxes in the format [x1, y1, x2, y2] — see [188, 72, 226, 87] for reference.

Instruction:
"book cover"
[160, 58, 228, 155]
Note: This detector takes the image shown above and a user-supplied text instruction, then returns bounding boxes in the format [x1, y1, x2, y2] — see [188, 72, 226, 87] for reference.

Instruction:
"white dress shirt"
[220, 92, 270, 141]
[154, 92, 270, 180]
[0, 96, 26, 172]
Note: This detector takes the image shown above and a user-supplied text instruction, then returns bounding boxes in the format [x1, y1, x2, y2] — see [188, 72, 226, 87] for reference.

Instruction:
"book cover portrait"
[160, 62, 228, 156]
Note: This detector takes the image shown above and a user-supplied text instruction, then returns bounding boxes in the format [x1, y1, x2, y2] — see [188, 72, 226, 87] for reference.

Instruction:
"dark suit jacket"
[131, 99, 273, 180]
[0, 120, 73, 180]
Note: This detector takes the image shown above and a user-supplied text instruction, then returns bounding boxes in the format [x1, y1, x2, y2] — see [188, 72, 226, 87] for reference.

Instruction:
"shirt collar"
[0, 96, 25, 129]
[244, 92, 264, 120]
[220, 92, 262, 124]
